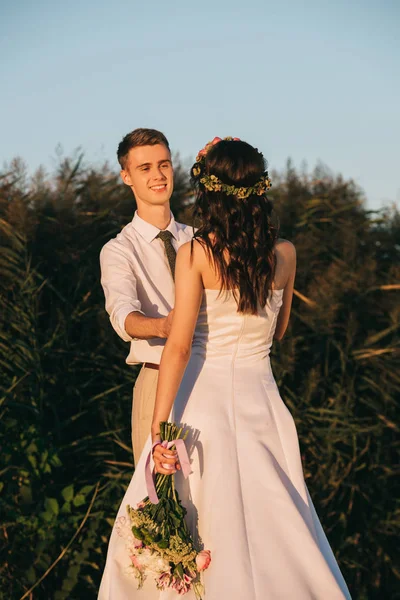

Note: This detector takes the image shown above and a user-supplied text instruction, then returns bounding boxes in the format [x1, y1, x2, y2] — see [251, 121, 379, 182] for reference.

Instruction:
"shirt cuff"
[111, 304, 144, 342]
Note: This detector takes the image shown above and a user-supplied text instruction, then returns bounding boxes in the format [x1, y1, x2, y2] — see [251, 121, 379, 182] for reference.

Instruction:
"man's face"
[121, 144, 173, 206]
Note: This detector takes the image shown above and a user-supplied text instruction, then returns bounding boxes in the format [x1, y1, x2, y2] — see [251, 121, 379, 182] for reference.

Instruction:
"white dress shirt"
[100, 211, 194, 365]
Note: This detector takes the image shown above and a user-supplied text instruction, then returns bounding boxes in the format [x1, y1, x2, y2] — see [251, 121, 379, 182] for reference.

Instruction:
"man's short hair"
[117, 128, 170, 169]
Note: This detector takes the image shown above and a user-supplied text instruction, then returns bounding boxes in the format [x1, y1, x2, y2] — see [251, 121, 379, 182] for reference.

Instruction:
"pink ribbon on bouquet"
[145, 439, 193, 504]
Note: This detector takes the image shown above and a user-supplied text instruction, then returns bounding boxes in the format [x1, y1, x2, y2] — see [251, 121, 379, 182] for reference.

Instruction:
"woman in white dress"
[98, 137, 352, 599]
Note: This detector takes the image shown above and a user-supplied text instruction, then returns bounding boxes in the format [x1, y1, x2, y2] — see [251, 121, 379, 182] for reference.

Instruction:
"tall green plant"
[0, 157, 398, 599]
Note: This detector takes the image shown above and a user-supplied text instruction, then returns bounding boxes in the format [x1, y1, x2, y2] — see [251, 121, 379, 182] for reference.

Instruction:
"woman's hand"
[152, 442, 180, 475]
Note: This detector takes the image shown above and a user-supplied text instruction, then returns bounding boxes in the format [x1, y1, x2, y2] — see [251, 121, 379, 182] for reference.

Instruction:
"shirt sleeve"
[100, 243, 144, 342]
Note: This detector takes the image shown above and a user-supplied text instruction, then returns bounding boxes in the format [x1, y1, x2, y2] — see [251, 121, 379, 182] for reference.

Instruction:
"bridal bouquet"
[116, 422, 211, 598]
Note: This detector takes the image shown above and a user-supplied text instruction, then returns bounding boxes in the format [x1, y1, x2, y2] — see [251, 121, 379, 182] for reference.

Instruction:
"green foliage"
[270, 161, 400, 598]
[0, 155, 399, 599]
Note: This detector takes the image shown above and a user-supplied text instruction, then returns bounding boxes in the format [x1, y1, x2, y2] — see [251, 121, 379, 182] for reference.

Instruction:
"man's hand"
[157, 309, 174, 338]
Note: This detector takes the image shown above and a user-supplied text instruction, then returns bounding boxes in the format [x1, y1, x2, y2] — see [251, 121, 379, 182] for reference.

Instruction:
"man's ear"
[120, 169, 132, 186]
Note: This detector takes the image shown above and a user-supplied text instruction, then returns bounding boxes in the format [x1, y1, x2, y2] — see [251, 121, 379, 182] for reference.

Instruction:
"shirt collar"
[132, 211, 179, 243]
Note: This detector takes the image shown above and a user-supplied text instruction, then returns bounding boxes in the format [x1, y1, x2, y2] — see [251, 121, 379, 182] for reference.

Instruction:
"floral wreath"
[191, 136, 272, 199]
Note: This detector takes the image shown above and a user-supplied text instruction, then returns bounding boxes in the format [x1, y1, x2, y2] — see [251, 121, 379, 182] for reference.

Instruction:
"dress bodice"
[192, 288, 284, 361]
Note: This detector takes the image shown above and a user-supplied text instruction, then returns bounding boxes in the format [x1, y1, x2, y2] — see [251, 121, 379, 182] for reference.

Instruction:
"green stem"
[171, 472, 177, 502]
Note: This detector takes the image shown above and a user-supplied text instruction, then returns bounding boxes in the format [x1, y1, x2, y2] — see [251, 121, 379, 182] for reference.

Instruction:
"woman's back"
[192, 237, 296, 345]
[192, 288, 284, 361]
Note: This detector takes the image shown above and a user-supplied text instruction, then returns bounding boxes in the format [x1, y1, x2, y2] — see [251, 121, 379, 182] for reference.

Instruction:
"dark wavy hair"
[191, 139, 279, 314]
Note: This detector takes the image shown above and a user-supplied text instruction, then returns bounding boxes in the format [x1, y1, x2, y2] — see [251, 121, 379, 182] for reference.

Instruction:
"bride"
[98, 137, 351, 599]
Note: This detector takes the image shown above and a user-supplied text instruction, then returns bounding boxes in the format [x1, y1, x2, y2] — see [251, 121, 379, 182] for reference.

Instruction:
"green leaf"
[131, 526, 145, 541]
[79, 484, 94, 496]
[61, 501, 71, 514]
[26, 566, 36, 584]
[40, 450, 49, 467]
[61, 484, 74, 502]
[20, 484, 33, 504]
[72, 494, 86, 507]
[143, 532, 154, 545]
[27, 454, 37, 469]
[45, 497, 59, 516]
[41, 510, 53, 523]
[173, 563, 184, 577]
[50, 454, 62, 467]
[27, 442, 38, 454]
[66, 564, 80, 584]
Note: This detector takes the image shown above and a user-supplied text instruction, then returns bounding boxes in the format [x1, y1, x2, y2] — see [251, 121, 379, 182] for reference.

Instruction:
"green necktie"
[156, 230, 176, 280]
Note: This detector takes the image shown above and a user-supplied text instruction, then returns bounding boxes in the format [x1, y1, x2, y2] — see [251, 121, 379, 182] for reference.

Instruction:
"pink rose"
[197, 137, 222, 160]
[233, 137, 241, 141]
[196, 549, 211, 571]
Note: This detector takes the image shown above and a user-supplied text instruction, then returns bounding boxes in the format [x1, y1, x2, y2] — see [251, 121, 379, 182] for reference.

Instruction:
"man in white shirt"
[100, 128, 194, 464]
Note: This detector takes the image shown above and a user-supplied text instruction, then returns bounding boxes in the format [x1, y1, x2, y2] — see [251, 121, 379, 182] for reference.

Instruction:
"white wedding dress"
[99, 289, 351, 600]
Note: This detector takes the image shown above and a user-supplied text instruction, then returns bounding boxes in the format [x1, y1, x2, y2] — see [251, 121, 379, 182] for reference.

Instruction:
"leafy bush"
[0, 156, 398, 599]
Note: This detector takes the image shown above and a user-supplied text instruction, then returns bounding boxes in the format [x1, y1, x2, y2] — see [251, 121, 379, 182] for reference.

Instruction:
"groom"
[100, 128, 194, 464]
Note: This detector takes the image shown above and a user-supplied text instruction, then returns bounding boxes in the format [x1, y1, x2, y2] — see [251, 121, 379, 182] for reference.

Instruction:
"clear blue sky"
[1, 0, 399, 209]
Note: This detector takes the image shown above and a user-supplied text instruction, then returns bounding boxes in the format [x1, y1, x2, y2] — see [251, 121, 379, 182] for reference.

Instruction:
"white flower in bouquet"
[135, 548, 170, 576]
[115, 516, 143, 551]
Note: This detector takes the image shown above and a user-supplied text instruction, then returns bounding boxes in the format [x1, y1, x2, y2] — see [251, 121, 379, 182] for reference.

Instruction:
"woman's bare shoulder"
[177, 238, 208, 265]
[274, 238, 296, 260]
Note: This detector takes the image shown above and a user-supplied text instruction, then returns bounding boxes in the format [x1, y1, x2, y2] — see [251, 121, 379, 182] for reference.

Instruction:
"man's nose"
[154, 167, 167, 180]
